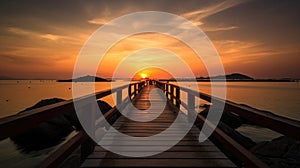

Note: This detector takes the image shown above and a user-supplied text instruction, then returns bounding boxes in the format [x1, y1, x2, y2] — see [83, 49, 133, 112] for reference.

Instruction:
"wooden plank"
[82, 158, 236, 167]
[88, 151, 228, 159]
[101, 140, 213, 146]
[101, 137, 214, 146]
[103, 133, 200, 137]
[103, 136, 214, 145]
[105, 129, 200, 133]
[94, 146, 220, 152]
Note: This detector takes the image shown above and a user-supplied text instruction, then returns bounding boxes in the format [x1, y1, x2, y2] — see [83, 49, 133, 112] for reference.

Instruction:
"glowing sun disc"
[141, 73, 148, 79]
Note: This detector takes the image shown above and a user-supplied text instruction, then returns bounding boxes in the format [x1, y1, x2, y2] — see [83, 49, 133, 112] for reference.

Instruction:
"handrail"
[155, 80, 300, 168]
[0, 81, 146, 167]
[156, 81, 300, 140]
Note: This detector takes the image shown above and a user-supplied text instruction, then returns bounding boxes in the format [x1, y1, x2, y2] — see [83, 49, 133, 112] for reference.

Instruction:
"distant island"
[57, 75, 111, 82]
[162, 73, 298, 82]
[198, 73, 254, 81]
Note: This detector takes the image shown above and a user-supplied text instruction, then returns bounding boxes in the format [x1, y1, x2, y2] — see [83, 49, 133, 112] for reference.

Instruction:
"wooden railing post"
[116, 90, 122, 106]
[128, 84, 132, 100]
[164, 83, 166, 96]
[175, 87, 180, 109]
[80, 100, 96, 162]
[134, 84, 137, 97]
[139, 83, 142, 92]
[170, 85, 174, 105]
[187, 92, 196, 122]
[165, 84, 168, 98]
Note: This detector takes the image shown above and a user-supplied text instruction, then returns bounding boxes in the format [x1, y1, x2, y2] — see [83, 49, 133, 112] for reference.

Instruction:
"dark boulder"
[199, 105, 256, 149]
[200, 105, 242, 129]
[10, 98, 74, 151]
[251, 136, 300, 168]
[217, 122, 256, 149]
[10, 98, 113, 151]
[21, 98, 66, 112]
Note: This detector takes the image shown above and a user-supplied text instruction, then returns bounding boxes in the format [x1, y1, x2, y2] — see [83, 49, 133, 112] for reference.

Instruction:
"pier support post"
[116, 90, 122, 108]
[80, 100, 97, 162]
[187, 93, 196, 123]
[170, 85, 174, 105]
[165, 84, 168, 98]
[134, 84, 137, 98]
[167, 85, 170, 100]
[175, 87, 180, 109]
[128, 84, 132, 100]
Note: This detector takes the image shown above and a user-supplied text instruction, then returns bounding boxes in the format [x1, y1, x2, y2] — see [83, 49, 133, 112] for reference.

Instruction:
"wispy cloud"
[7, 27, 33, 36]
[88, 18, 109, 25]
[7, 27, 67, 41]
[182, 0, 247, 21]
[213, 40, 296, 64]
[40, 34, 64, 41]
[181, 0, 247, 31]
[204, 26, 239, 32]
[0, 54, 52, 65]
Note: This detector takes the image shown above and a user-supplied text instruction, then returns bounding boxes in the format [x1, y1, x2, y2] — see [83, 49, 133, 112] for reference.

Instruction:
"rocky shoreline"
[199, 104, 300, 168]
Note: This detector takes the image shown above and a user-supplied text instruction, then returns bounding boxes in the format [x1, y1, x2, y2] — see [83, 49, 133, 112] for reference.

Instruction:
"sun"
[141, 73, 148, 79]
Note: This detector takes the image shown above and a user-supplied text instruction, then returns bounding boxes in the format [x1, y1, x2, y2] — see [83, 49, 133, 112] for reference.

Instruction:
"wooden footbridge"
[1, 81, 300, 167]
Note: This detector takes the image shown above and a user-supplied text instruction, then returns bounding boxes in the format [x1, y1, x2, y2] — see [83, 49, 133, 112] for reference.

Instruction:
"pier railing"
[0, 81, 146, 168]
[155, 81, 300, 168]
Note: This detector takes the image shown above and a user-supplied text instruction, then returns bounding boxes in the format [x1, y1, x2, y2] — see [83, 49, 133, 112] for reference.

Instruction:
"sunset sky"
[0, 0, 299, 79]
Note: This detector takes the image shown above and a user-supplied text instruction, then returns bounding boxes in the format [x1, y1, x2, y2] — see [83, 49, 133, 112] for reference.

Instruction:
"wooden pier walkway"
[81, 85, 236, 167]
[1, 80, 300, 168]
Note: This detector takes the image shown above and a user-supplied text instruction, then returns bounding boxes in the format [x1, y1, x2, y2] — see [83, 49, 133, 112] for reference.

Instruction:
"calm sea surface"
[0, 80, 299, 167]
[187, 82, 300, 121]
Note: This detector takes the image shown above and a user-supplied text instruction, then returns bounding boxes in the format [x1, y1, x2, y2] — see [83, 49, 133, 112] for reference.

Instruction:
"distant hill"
[57, 75, 110, 82]
[195, 73, 253, 81]
[228, 73, 253, 80]
[195, 73, 297, 82]
[213, 73, 254, 80]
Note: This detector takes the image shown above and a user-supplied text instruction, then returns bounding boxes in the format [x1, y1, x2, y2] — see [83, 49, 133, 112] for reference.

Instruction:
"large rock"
[199, 105, 255, 149]
[200, 105, 242, 129]
[11, 98, 74, 151]
[10, 98, 113, 151]
[251, 136, 300, 168]
[217, 122, 256, 149]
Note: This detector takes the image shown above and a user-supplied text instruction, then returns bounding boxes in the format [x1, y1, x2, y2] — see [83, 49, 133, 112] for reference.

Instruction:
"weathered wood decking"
[81, 85, 236, 167]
